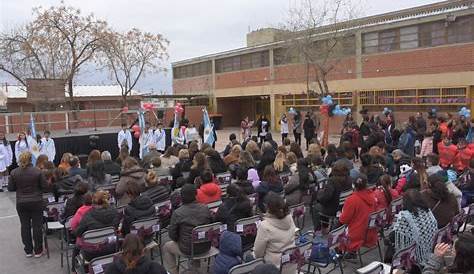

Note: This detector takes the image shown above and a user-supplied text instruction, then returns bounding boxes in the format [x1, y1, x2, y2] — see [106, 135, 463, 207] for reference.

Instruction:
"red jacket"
[453, 147, 474, 172]
[438, 142, 458, 168]
[339, 190, 377, 252]
[196, 182, 222, 204]
[374, 187, 400, 211]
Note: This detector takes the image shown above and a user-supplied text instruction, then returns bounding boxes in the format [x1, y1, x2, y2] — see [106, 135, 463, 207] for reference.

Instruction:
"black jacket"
[54, 175, 84, 196]
[122, 196, 156, 235]
[303, 118, 315, 139]
[105, 256, 167, 274]
[170, 159, 192, 180]
[8, 165, 48, 204]
[208, 155, 227, 174]
[142, 184, 170, 204]
[62, 194, 84, 221]
[255, 181, 283, 212]
[215, 197, 253, 232]
[74, 207, 120, 237]
[315, 176, 352, 216]
[69, 167, 87, 179]
[103, 160, 121, 177]
[234, 180, 255, 195]
[168, 202, 212, 255]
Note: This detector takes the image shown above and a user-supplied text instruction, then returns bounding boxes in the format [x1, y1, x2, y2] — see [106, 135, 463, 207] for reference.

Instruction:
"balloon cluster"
[142, 102, 154, 111]
[383, 107, 392, 116]
[459, 107, 471, 118]
[320, 95, 351, 116]
[131, 124, 141, 139]
[175, 103, 184, 114]
[332, 105, 351, 116]
[321, 95, 333, 105]
[288, 107, 297, 115]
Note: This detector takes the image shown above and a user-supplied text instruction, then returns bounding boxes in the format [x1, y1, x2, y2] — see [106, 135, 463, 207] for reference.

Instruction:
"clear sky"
[0, 0, 442, 93]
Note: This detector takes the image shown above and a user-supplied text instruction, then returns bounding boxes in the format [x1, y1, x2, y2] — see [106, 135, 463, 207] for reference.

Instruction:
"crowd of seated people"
[8, 110, 474, 274]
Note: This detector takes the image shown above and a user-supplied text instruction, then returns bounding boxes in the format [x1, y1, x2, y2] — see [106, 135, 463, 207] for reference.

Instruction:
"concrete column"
[4, 115, 9, 134]
[269, 48, 275, 82]
[210, 59, 217, 113]
[270, 94, 276, 131]
[355, 30, 363, 124]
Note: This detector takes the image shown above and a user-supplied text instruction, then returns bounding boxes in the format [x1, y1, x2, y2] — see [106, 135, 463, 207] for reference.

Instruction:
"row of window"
[362, 14, 474, 54]
[173, 61, 211, 79]
[215, 51, 270, 73]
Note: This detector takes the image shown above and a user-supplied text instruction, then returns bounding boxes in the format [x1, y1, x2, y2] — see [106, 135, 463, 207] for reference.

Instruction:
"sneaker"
[34, 252, 43, 258]
[25, 253, 33, 258]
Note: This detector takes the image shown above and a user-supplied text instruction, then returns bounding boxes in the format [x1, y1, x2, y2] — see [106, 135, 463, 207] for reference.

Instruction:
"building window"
[379, 29, 399, 52]
[431, 21, 446, 46]
[173, 61, 211, 79]
[400, 26, 419, 49]
[362, 32, 378, 54]
[215, 50, 269, 73]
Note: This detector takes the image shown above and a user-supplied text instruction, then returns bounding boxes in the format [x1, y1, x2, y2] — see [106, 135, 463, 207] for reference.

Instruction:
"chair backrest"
[229, 258, 265, 274]
[433, 224, 453, 249]
[289, 203, 306, 228]
[82, 227, 117, 244]
[154, 199, 172, 219]
[44, 201, 64, 221]
[220, 183, 229, 196]
[89, 252, 120, 274]
[356, 263, 384, 274]
[157, 175, 173, 186]
[191, 222, 224, 254]
[338, 189, 353, 206]
[368, 208, 388, 230]
[207, 200, 223, 215]
[468, 203, 474, 216]
[279, 172, 291, 186]
[280, 240, 313, 272]
[391, 197, 403, 216]
[110, 175, 120, 184]
[391, 242, 416, 273]
[43, 192, 56, 204]
[327, 225, 348, 249]
[216, 172, 232, 185]
[235, 215, 262, 236]
[131, 217, 160, 238]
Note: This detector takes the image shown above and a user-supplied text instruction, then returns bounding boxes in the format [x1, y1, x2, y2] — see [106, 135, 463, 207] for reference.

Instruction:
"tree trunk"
[67, 78, 79, 128]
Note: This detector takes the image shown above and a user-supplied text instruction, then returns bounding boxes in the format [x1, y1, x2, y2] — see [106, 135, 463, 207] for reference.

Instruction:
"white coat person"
[139, 122, 154, 159]
[0, 132, 12, 189]
[154, 122, 166, 153]
[15, 132, 32, 164]
[117, 123, 132, 152]
[39, 130, 56, 162]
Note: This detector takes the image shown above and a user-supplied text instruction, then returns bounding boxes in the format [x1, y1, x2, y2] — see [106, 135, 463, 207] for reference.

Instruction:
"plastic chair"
[289, 203, 306, 231]
[229, 258, 265, 274]
[130, 217, 160, 259]
[207, 200, 223, 217]
[388, 197, 403, 224]
[280, 240, 313, 274]
[356, 263, 386, 274]
[60, 216, 76, 274]
[461, 203, 474, 233]
[157, 175, 173, 186]
[154, 199, 172, 264]
[356, 208, 386, 266]
[177, 222, 223, 273]
[311, 225, 347, 274]
[76, 227, 118, 274]
[43, 201, 65, 259]
[234, 215, 262, 252]
[88, 252, 120, 274]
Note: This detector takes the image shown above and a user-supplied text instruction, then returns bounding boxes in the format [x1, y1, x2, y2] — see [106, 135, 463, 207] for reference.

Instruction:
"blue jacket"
[213, 231, 242, 274]
[398, 127, 415, 156]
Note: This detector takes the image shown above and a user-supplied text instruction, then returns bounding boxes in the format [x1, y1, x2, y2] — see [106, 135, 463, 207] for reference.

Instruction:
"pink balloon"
[133, 131, 140, 139]
[122, 106, 129, 113]
[131, 124, 140, 132]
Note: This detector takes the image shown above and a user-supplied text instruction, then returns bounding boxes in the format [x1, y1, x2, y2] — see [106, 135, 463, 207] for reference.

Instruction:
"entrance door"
[255, 96, 270, 121]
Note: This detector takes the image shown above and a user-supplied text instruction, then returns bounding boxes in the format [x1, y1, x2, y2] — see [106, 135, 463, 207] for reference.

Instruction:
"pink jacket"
[419, 137, 433, 157]
[71, 205, 93, 231]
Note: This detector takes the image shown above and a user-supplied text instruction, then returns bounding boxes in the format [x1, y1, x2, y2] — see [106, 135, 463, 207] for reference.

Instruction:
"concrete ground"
[0, 127, 380, 274]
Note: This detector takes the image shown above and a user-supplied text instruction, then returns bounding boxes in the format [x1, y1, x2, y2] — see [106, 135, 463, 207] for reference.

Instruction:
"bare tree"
[99, 28, 168, 106]
[30, 3, 107, 110]
[281, 0, 360, 96]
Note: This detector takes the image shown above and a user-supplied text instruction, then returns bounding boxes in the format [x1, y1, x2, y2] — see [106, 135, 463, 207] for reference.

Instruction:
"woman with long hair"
[423, 234, 474, 274]
[8, 151, 48, 257]
[187, 152, 210, 185]
[116, 146, 129, 167]
[374, 174, 399, 210]
[215, 184, 253, 231]
[285, 158, 314, 206]
[58, 152, 73, 172]
[116, 157, 146, 206]
[413, 157, 429, 190]
[0, 131, 12, 189]
[88, 160, 112, 189]
[160, 146, 179, 169]
[105, 234, 167, 274]
[245, 140, 261, 162]
[289, 142, 304, 159]
[273, 151, 289, 174]
[238, 151, 255, 170]
[293, 110, 302, 146]
[422, 175, 459, 228]
[256, 165, 283, 212]
[86, 149, 101, 175]
[14, 132, 30, 164]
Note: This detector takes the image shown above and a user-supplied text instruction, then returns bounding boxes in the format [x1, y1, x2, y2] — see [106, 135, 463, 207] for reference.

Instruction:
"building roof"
[172, 0, 474, 66]
[1, 84, 142, 99]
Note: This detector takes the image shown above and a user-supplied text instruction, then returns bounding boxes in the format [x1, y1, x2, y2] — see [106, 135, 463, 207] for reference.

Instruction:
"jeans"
[293, 130, 301, 145]
[17, 201, 44, 254]
[281, 133, 288, 144]
[163, 241, 181, 274]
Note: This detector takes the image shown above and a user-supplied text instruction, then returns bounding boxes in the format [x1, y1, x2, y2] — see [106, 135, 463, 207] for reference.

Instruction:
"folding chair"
[207, 200, 223, 217]
[229, 258, 265, 274]
[280, 240, 313, 274]
[220, 183, 229, 197]
[319, 189, 353, 231]
[216, 172, 232, 185]
[356, 242, 416, 274]
[355, 208, 386, 266]
[76, 227, 118, 274]
[130, 217, 160, 259]
[177, 222, 223, 273]
[157, 175, 173, 186]
[88, 252, 120, 274]
[154, 199, 173, 264]
[60, 217, 76, 274]
[110, 175, 120, 184]
[388, 197, 403, 225]
[310, 225, 347, 274]
[451, 211, 467, 235]
[461, 203, 474, 233]
[43, 201, 65, 259]
[234, 215, 262, 252]
[356, 263, 386, 274]
[432, 224, 453, 250]
[279, 172, 292, 186]
[289, 203, 306, 231]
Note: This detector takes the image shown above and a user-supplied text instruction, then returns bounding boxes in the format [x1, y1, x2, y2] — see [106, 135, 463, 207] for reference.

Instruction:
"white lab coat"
[15, 139, 31, 163]
[117, 129, 132, 152]
[0, 143, 12, 172]
[154, 128, 166, 152]
[139, 129, 154, 159]
[40, 138, 56, 162]
[185, 127, 199, 143]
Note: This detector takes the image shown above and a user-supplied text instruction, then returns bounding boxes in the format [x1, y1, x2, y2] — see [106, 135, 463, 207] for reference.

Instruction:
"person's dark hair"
[353, 174, 368, 191]
[427, 174, 452, 202]
[83, 192, 93, 206]
[0, 131, 8, 146]
[448, 233, 474, 273]
[326, 144, 337, 155]
[87, 149, 101, 167]
[283, 138, 291, 146]
[163, 146, 176, 158]
[89, 161, 106, 182]
[427, 153, 440, 166]
[236, 166, 248, 181]
[265, 192, 289, 219]
[378, 174, 393, 205]
[74, 181, 89, 197]
[289, 143, 303, 159]
[296, 158, 312, 190]
[126, 181, 141, 199]
[200, 169, 214, 184]
[263, 165, 279, 185]
[229, 133, 237, 141]
[226, 183, 247, 203]
[360, 153, 372, 168]
[181, 183, 197, 204]
[330, 162, 349, 177]
[469, 158, 474, 169]
[69, 156, 79, 167]
[336, 146, 346, 158]
[151, 157, 162, 168]
[121, 233, 144, 270]
[35, 154, 49, 169]
[402, 189, 429, 216]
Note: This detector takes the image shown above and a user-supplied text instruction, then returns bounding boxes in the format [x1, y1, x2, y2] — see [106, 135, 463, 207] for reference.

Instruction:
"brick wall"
[216, 68, 270, 89]
[362, 43, 474, 78]
[173, 75, 211, 94]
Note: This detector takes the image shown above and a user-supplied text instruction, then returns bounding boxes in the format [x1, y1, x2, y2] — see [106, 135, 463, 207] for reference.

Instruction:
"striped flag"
[171, 109, 180, 144]
[137, 110, 145, 133]
[202, 107, 215, 145]
[29, 113, 36, 138]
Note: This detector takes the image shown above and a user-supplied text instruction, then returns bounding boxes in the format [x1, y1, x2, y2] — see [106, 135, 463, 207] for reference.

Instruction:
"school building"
[172, 0, 474, 133]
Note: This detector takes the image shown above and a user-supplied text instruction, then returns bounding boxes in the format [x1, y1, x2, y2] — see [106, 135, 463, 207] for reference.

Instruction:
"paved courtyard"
[0, 127, 377, 274]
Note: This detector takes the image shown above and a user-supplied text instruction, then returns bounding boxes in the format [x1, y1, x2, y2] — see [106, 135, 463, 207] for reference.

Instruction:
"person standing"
[256, 115, 270, 144]
[139, 122, 154, 159]
[0, 131, 12, 190]
[8, 151, 48, 257]
[279, 114, 289, 144]
[117, 123, 132, 153]
[154, 122, 166, 153]
[241, 116, 252, 141]
[293, 111, 302, 146]
[39, 131, 56, 162]
[303, 113, 315, 150]
[15, 132, 31, 164]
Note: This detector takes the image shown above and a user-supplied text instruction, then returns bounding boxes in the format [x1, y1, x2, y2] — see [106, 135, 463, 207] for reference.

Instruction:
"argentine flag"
[202, 108, 215, 145]
[172, 109, 180, 144]
[29, 113, 36, 138]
